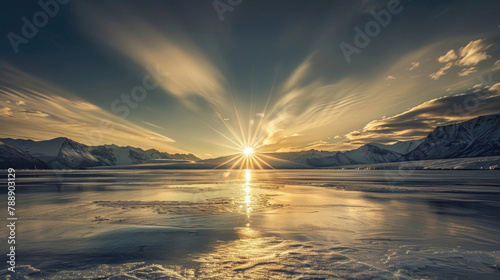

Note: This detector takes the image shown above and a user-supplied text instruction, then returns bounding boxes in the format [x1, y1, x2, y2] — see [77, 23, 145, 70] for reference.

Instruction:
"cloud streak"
[429, 62, 453, 80]
[346, 84, 500, 144]
[0, 64, 185, 153]
[76, 2, 229, 113]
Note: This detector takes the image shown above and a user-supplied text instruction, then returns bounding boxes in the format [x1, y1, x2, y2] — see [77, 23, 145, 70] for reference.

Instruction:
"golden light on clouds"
[0, 64, 185, 153]
[76, 2, 229, 113]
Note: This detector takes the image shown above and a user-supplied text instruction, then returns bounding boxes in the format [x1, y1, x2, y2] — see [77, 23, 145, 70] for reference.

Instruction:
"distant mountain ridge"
[310, 114, 500, 167]
[402, 114, 500, 161]
[1, 114, 499, 169]
[201, 114, 500, 169]
[0, 137, 200, 169]
[0, 141, 49, 169]
[306, 140, 423, 167]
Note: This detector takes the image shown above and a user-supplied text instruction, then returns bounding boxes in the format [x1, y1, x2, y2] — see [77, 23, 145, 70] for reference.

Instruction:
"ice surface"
[2, 169, 500, 279]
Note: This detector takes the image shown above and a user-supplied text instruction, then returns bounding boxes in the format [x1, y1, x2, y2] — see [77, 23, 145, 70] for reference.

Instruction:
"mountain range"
[1, 113, 499, 169]
[201, 113, 500, 169]
[0, 137, 199, 169]
[305, 114, 500, 168]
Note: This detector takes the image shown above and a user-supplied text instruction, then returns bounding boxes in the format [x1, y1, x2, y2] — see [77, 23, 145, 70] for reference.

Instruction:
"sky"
[1, 0, 500, 158]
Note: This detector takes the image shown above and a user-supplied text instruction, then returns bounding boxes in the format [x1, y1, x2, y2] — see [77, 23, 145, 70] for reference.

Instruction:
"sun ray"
[208, 76, 284, 170]
[231, 93, 248, 147]
[228, 155, 245, 170]
[253, 155, 275, 169]
[220, 118, 246, 148]
[252, 157, 263, 169]
[206, 123, 244, 149]
[250, 69, 278, 146]
[239, 156, 249, 171]
[250, 157, 256, 169]
[214, 154, 243, 169]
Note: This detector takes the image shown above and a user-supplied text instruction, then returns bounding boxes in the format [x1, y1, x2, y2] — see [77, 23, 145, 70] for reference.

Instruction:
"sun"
[243, 147, 253, 156]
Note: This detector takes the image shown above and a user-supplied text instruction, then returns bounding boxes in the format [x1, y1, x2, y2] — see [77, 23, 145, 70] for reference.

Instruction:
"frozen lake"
[1, 169, 500, 279]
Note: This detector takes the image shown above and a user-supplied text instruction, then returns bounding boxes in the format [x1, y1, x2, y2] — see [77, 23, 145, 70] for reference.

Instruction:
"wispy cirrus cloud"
[493, 60, 500, 70]
[408, 62, 420, 71]
[429, 62, 453, 80]
[458, 67, 478, 77]
[0, 64, 185, 153]
[254, 35, 499, 153]
[259, 53, 363, 149]
[75, 2, 229, 113]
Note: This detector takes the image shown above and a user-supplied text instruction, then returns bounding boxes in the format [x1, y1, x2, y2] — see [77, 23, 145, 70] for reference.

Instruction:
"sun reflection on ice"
[243, 169, 253, 226]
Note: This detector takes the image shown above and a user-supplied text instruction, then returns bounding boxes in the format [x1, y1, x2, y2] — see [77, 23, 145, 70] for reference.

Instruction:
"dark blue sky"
[1, 0, 499, 156]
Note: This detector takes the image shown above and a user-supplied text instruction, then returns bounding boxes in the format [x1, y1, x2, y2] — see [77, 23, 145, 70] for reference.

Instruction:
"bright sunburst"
[243, 147, 253, 156]
[210, 94, 300, 170]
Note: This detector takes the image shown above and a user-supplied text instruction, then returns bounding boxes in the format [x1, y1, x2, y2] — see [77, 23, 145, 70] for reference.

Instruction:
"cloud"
[431, 39, 492, 80]
[260, 75, 363, 149]
[260, 43, 452, 152]
[458, 67, 478, 77]
[429, 62, 453, 80]
[493, 60, 500, 70]
[438, 50, 457, 63]
[19, 110, 50, 117]
[408, 62, 420, 71]
[456, 39, 491, 66]
[284, 133, 304, 138]
[385, 75, 396, 80]
[345, 85, 500, 144]
[15, 100, 25, 105]
[283, 59, 312, 91]
[0, 107, 13, 117]
[0, 64, 186, 153]
[75, 2, 229, 113]
[143, 121, 166, 130]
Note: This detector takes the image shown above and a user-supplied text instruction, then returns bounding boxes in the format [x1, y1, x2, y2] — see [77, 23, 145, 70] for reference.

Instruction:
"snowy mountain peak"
[0, 137, 200, 169]
[403, 113, 500, 161]
[369, 139, 424, 154]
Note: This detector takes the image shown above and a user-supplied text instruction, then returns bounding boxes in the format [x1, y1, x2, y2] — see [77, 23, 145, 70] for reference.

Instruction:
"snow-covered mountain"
[0, 141, 49, 169]
[307, 144, 402, 167]
[370, 139, 424, 154]
[1, 137, 67, 162]
[307, 114, 500, 167]
[270, 150, 339, 166]
[138, 114, 500, 169]
[2, 114, 499, 169]
[403, 114, 500, 161]
[0, 137, 200, 169]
